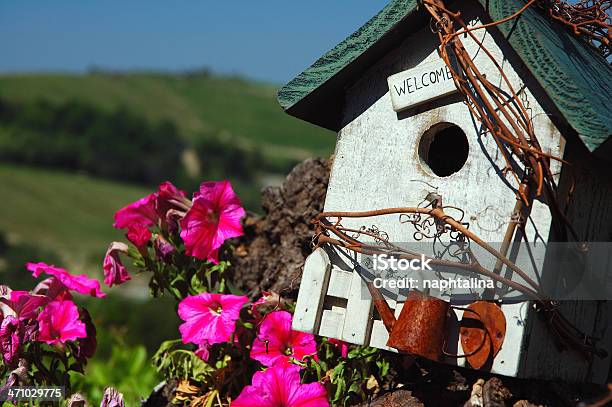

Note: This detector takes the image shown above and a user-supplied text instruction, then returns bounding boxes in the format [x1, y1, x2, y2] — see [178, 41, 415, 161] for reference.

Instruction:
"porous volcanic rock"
[225, 157, 331, 297]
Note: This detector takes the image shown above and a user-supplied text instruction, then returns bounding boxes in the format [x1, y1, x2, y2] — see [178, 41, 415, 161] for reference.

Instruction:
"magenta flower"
[156, 181, 188, 219]
[251, 310, 316, 367]
[0, 291, 48, 320]
[113, 181, 188, 231]
[37, 300, 87, 345]
[103, 242, 131, 287]
[126, 224, 152, 249]
[33, 277, 72, 301]
[28, 262, 105, 298]
[0, 316, 21, 366]
[113, 193, 158, 230]
[180, 181, 245, 264]
[232, 364, 328, 407]
[154, 235, 175, 262]
[195, 343, 210, 362]
[178, 293, 248, 346]
[158, 181, 186, 200]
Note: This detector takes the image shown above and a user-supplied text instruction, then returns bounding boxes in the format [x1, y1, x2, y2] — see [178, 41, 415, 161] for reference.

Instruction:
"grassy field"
[0, 72, 334, 160]
[0, 72, 334, 273]
[0, 164, 150, 274]
[0, 72, 330, 402]
[0, 166, 183, 404]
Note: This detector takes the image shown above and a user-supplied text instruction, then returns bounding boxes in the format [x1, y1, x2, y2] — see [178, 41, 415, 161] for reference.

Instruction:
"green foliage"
[80, 294, 180, 355]
[302, 339, 401, 406]
[0, 72, 334, 159]
[131, 246, 231, 301]
[70, 338, 161, 406]
[191, 135, 300, 183]
[153, 340, 215, 384]
[0, 97, 185, 185]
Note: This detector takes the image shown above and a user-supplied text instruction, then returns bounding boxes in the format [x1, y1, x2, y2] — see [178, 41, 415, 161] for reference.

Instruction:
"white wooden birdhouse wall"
[279, 0, 612, 384]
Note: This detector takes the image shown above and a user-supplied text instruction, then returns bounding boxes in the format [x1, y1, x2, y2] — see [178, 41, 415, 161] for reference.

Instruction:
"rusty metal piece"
[312, 205, 605, 358]
[386, 291, 450, 361]
[460, 301, 506, 369]
[365, 282, 450, 361]
[366, 282, 396, 332]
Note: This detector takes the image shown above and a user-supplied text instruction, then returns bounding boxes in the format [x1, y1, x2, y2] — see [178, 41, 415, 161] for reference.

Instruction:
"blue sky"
[0, 1, 388, 83]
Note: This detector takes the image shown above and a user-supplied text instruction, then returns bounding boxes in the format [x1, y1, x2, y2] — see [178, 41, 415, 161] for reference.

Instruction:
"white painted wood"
[341, 268, 373, 345]
[292, 248, 331, 333]
[370, 319, 394, 351]
[318, 307, 346, 339]
[291, 1, 611, 382]
[393, 302, 404, 319]
[492, 302, 529, 376]
[327, 268, 353, 299]
[387, 60, 457, 112]
[318, 3, 569, 379]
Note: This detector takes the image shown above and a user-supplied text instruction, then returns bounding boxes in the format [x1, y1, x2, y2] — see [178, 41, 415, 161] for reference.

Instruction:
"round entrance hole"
[418, 122, 469, 177]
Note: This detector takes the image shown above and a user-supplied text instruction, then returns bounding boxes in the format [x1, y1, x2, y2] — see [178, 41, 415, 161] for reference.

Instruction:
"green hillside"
[0, 72, 334, 160]
[0, 72, 334, 275]
[0, 164, 150, 276]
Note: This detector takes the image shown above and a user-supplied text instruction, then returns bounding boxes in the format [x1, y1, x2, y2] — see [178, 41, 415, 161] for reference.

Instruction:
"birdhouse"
[278, 0, 612, 383]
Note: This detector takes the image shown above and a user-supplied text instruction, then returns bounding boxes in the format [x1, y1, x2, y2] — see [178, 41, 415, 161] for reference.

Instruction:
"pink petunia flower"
[28, 262, 106, 298]
[195, 343, 210, 362]
[103, 242, 131, 287]
[178, 293, 248, 346]
[154, 235, 175, 262]
[37, 300, 87, 345]
[156, 181, 188, 220]
[113, 193, 158, 229]
[250, 310, 317, 367]
[113, 181, 188, 231]
[231, 364, 328, 407]
[329, 338, 349, 358]
[126, 224, 152, 249]
[180, 181, 245, 264]
[33, 277, 72, 301]
[0, 291, 48, 320]
[0, 316, 21, 366]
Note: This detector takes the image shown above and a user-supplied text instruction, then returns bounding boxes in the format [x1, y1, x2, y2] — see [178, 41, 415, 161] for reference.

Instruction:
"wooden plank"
[491, 302, 528, 377]
[394, 302, 404, 319]
[387, 60, 457, 112]
[292, 248, 331, 334]
[318, 307, 346, 339]
[589, 301, 612, 383]
[341, 269, 373, 345]
[327, 267, 353, 299]
[370, 299, 398, 351]
[370, 319, 393, 351]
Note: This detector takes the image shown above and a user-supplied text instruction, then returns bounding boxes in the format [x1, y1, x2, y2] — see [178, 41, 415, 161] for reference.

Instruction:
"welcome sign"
[387, 59, 458, 111]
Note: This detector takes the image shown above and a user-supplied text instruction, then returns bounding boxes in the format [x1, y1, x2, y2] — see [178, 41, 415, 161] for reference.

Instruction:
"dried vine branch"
[421, 0, 584, 242]
[312, 197, 606, 359]
[537, 0, 611, 59]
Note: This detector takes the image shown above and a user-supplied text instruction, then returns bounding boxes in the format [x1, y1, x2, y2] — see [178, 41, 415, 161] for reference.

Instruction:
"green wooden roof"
[278, 0, 612, 151]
